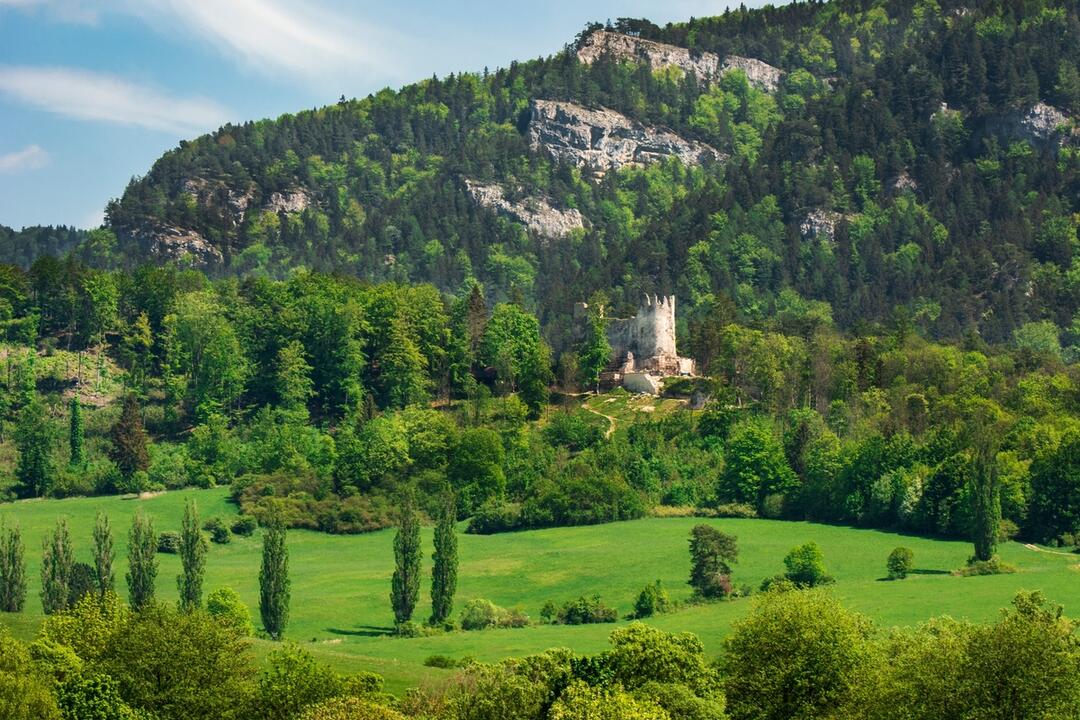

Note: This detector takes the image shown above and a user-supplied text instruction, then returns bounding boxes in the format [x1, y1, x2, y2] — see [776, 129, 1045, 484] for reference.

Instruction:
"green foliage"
[255, 644, 345, 720]
[299, 697, 406, 720]
[550, 681, 669, 720]
[633, 580, 672, 618]
[68, 397, 85, 469]
[177, 500, 208, 611]
[430, 492, 458, 626]
[550, 595, 618, 625]
[206, 586, 254, 636]
[157, 531, 180, 554]
[231, 515, 257, 536]
[91, 512, 114, 598]
[0, 521, 26, 612]
[543, 411, 604, 452]
[259, 512, 290, 640]
[723, 589, 875, 720]
[390, 494, 422, 626]
[0, 627, 61, 720]
[14, 397, 57, 498]
[125, 511, 156, 610]
[886, 547, 914, 580]
[40, 518, 74, 615]
[783, 541, 832, 588]
[448, 428, 506, 516]
[203, 516, 231, 544]
[719, 420, 796, 511]
[109, 395, 149, 481]
[688, 524, 738, 599]
[56, 672, 138, 720]
[459, 598, 530, 630]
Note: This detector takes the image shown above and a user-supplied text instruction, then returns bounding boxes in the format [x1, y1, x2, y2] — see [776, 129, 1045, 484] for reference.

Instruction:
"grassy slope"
[1, 488, 1076, 694]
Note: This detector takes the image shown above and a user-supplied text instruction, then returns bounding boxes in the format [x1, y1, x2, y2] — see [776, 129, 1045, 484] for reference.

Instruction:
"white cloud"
[128, 0, 405, 87]
[0, 144, 50, 173]
[0, 66, 231, 136]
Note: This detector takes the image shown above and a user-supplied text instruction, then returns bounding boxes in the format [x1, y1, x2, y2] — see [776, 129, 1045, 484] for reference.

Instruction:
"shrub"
[955, 557, 1017, 576]
[543, 410, 605, 451]
[459, 599, 530, 630]
[203, 517, 230, 544]
[887, 547, 914, 580]
[711, 503, 759, 519]
[157, 531, 181, 554]
[424, 654, 473, 669]
[231, 516, 257, 537]
[298, 697, 407, 720]
[206, 587, 254, 636]
[466, 502, 522, 534]
[633, 581, 672, 618]
[783, 541, 833, 587]
[553, 595, 618, 625]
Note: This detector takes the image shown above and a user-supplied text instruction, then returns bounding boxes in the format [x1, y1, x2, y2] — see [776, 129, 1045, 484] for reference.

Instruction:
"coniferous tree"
[14, 397, 56, 498]
[578, 307, 612, 394]
[688, 524, 738, 598]
[971, 443, 1001, 563]
[391, 492, 422, 626]
[92, 511, 114, 598]
[0, 520, 27, 612]
[40, 518, 74, 614]
[177, 500, 208, 611]
[109, 394, 149, 480]
[126, 510, 157, 610]
[259, 511, 290, 640]
[68, 396, 84, 468]
[429, 492, 458, 626]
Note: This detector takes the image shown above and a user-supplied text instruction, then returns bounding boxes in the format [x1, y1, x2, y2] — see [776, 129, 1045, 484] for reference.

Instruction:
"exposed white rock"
[266, 189, 311, 214]
[181, 178, 254, 226]
[1016, 102, 1073, 144]
[800, 209, 846, 243]
[464, 180, 585, 240]
[528, 100, 724, 173]
[137, 223, 224, 266]
[577, 31, 782, 92]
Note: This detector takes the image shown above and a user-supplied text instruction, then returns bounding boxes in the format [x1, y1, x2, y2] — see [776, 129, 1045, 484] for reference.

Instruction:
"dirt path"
[582, 401, 617, 439]
[1022, 543, 1077, 557]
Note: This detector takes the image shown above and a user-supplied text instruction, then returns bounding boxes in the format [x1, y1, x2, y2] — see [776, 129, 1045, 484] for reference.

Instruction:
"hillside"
[98, 0, 1080, 348]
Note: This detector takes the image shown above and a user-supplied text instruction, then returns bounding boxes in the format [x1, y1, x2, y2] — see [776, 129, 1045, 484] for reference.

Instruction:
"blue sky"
[0, 1, 753, 230]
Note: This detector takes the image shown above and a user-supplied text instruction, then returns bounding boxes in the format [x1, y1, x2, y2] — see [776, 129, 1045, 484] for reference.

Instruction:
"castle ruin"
[575, 294, 695, 394]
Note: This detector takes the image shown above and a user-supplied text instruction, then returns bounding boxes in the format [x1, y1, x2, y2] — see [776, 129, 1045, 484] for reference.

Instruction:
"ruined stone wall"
[605, 295, 678, 369]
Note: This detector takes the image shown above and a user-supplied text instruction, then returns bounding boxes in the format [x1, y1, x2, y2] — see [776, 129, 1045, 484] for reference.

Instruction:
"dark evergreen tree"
[109, 394, 149, 480]
[429, 492, 458, 626]
[92, 511, 114, 598]
[259, 511, 290, 640]
[126, 510, 157, 610]
[68, 395, 85, 468]
[391, 493, 422, 626]
[67, 562, 96, 606]
[177, 500, 208, 611]
[14, 397, 56, 498]
[0, 521, 26, 612]
[40, 518, 74, 614]
[971, 443, 1001, 563]
[688, 524, 738, 598]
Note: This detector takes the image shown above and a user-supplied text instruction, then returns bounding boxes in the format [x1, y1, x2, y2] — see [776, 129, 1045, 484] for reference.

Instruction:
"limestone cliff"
[577, 30, 782, 92]
[528, 100, 724, 173]
[464, 180, 586, 240]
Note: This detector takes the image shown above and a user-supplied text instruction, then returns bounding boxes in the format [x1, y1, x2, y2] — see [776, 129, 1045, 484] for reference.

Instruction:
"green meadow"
[2, 488, 1077, 694]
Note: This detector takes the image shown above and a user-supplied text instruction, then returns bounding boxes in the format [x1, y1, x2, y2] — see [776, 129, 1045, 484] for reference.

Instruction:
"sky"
[0, 0, 756, 230]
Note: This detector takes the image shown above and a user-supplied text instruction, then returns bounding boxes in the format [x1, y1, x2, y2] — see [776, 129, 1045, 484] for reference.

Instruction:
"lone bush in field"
[783, 541, 832, 588]
[887, 547, 914, 580]
[688, 524, 738, 598]
[633, 581, 672, 618]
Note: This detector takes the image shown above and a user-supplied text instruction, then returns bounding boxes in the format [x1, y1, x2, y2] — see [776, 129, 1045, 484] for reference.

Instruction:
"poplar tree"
[40, 518, 74, 614]
[126, 510, 157, 610]
[391, 493, 422, 626]
[92, 511, 114, 597]
[259, 512, 290, 640]
[177, 500, 208, 611]
[429, 492, 458, 626]
[69, 396, 85, 468]
[0, 520, 26, 612]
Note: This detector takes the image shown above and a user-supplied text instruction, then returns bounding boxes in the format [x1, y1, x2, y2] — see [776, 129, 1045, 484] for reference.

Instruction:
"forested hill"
[101, 0, 1080, 347]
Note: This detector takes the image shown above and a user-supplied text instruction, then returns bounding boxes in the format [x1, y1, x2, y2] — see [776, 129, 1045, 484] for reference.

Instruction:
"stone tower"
[632, 294, 678, 359]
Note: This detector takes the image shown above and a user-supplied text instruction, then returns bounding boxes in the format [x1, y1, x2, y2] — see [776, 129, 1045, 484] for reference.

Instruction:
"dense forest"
[85, 0, 1080, 350]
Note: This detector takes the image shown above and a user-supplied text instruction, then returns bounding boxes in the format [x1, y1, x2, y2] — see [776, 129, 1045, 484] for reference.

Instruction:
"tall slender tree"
[40, 518, 74, 614]
[391, 492, 422, 626]
[109, 394, 149, 481]
[177, 500, 208, 611]
[92, 511, 114, 598]
[971, 442, 1001, 563]
[0, 520, 26, 612]
[126, 510, 157, 610]
[259, 511, 290, 640]
[14, 397, 56, 498]
[429, 492, 458, 626]
[68, 396, 85, 468]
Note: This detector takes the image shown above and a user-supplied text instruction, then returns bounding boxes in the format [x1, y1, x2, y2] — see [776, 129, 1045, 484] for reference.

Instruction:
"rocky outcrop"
[985, 102, 1076, 148]
[720, 55, 783, 93]
[132, 223, 224, 266]
[528, 100, 723, 174]
[800, 209, 846, 243]
[182, 178, 255, 227]
[266, 188, 312, 214]
[465, 180, 585, 240]
[577, 31, 782, 92]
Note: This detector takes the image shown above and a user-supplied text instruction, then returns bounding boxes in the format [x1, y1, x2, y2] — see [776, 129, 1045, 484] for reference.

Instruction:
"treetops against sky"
[0, 0, 754, 229]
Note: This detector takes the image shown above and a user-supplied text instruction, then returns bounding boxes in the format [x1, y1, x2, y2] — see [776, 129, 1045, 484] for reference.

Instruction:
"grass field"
[2, 488, 1077, 694]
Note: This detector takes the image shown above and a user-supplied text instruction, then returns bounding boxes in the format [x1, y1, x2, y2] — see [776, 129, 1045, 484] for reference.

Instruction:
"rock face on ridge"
[464, 180, 586, 240]
[577, 30, 782, 92]
[527, 100, 724, 174]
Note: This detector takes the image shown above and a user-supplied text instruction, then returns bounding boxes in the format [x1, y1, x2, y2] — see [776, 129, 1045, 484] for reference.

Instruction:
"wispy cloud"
[0, 0, 98, 24]
[129, 0, 406, 88]
[0, 66, 231, 136]
[0, 144, 50, 173]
